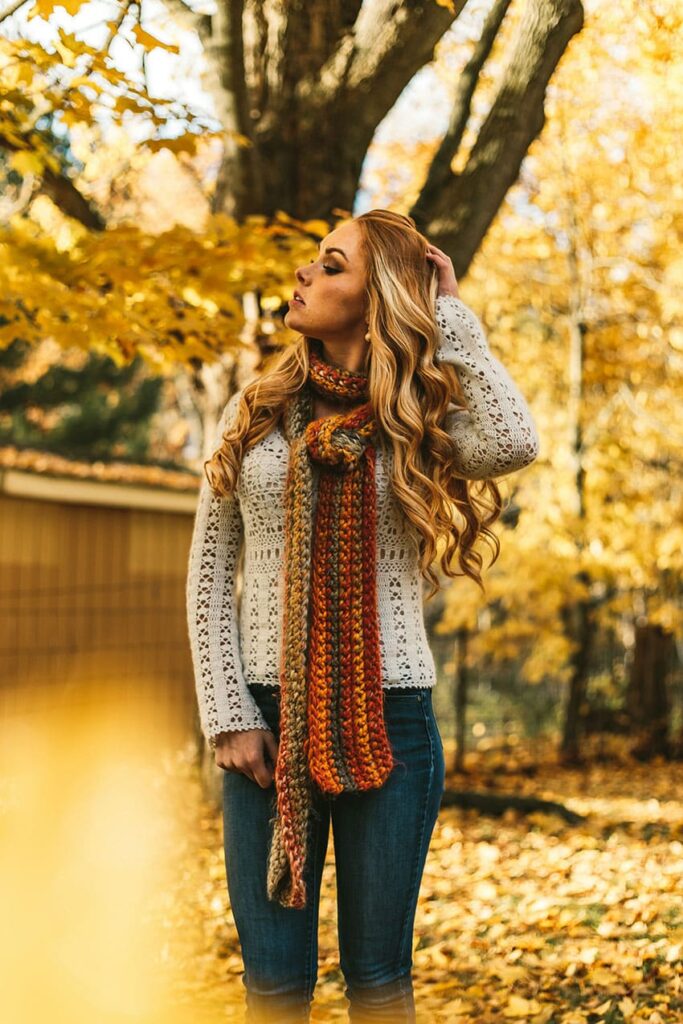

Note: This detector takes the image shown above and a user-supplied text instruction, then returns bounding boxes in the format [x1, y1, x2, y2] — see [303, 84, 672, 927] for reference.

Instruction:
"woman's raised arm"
[434, 293, 540, 480]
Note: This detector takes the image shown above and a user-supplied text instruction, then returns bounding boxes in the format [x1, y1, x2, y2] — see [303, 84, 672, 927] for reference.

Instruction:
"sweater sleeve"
[186, 390, 270, 748]
[434, 293, 540, 480]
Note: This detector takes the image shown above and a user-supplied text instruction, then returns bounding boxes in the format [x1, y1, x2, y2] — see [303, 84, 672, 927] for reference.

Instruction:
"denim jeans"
[222, 682, 446, 1024]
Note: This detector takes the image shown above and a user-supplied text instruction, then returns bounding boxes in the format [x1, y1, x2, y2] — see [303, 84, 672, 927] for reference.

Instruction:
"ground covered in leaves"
[154, 738, 683, 1023]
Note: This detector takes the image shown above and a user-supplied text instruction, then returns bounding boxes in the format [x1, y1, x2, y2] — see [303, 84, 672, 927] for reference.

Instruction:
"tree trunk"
[559, 180, 591, 764]
[560, 578, 593, 763]
[454, 627, 469, 773]
[627, 622, 675, 760]
[198, 0, 584, 279]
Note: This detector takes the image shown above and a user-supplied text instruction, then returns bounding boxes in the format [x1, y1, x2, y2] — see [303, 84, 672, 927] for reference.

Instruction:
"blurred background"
[1, 0, 681, 1021]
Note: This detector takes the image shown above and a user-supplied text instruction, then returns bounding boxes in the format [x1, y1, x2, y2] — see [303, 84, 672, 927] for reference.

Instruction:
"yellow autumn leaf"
[619, 995, 637, 1019]
[302, 219, 335, 237]
[57, 29, 99, 57]
[67, 75, 104, 93]
[589, 966, 619, 984]
[145, 134, 201, 156]
[503, 995, 543, 1017]
[8, 150, 43, 175]
[132, 24, 181, 55]
[28, 0, 79, 18]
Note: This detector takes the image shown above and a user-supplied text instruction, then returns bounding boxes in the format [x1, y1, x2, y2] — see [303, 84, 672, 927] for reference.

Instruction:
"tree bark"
[627, 622, 675, 760]
[199, 0, 584, 279]
[454, 627, 469, 773]
[411, 0, 584, 274]
[559, 150, 591, 764]
[560, 576, 593, 763]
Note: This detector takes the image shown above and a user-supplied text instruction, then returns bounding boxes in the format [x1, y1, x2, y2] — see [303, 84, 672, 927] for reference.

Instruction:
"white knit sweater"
[186, 295, 539, 745]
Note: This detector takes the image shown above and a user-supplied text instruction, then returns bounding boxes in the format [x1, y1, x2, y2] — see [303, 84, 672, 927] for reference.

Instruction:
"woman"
[186, 209, 539, 1023]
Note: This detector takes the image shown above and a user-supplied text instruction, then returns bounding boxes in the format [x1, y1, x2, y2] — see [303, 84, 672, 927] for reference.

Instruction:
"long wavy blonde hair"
[205, 209, 503, 600]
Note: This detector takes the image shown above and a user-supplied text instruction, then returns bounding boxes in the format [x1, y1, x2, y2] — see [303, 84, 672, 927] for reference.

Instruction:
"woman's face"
[285, 221, 369, 342]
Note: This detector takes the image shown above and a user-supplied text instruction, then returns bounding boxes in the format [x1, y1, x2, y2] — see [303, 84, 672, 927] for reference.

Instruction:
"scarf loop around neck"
[265, 343, 396, 909]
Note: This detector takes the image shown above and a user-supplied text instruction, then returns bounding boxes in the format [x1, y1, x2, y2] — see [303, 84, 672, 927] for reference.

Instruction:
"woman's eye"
[308, 259, 340, 274]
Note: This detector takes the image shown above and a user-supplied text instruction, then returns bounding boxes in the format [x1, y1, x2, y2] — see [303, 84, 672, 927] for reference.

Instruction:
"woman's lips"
[289, 296, 305, 306]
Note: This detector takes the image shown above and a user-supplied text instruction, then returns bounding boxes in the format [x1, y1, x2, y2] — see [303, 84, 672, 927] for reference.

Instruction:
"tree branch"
[411, 0, 515, 228]
[210, 0, 266, 215]
[412, 0, 584, 279]
[299, 0, 463, 151]
[0, 0, 30, 25]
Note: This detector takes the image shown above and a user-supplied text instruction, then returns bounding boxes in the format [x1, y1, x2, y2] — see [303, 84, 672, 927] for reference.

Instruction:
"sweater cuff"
[208, 703, 271, 748]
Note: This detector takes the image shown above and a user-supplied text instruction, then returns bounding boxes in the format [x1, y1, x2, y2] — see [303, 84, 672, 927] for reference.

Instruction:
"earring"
[364, 325, 371, 343]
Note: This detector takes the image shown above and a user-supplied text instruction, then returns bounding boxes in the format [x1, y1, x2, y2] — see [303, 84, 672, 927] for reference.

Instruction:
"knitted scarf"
[265, 341, 396, 909]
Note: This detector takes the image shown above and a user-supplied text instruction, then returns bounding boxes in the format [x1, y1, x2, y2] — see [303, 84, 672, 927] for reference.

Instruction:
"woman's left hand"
[426, 244, 460, 299]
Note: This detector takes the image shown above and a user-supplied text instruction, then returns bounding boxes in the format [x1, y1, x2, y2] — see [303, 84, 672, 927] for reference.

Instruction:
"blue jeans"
[222, 683, 446, 1023]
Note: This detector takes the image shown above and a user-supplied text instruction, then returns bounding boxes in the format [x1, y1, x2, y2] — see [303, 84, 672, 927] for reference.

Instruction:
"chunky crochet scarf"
[265, 341, 396, 909]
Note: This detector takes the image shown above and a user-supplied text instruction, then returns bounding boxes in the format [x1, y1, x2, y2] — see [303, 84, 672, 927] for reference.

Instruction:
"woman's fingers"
[263, 730, 279, 765]
[426, 244, 450, 260]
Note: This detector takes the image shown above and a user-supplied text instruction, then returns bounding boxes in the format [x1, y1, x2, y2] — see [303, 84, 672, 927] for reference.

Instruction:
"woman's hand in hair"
[214, 728, 279, 788]
[425, 244, 460, 299]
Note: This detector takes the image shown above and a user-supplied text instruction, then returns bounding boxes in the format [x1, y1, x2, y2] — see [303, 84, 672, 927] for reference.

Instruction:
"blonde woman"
[186, 209, 539, 1023]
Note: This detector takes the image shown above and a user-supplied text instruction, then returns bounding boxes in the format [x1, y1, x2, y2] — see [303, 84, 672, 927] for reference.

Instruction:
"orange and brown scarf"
[265, 342, 396, 909]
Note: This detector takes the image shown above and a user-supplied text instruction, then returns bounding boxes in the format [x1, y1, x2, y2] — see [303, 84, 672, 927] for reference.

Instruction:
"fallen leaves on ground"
[154, 737, 683, 1023]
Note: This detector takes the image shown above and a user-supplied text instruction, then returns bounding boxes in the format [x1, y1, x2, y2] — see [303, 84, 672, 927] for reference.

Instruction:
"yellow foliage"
[430, 0, 682, 667]
[0, 208, 330, 368]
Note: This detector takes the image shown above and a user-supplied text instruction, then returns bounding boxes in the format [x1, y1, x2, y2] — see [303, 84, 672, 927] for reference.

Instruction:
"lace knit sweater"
[186, 295, 539, 745]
